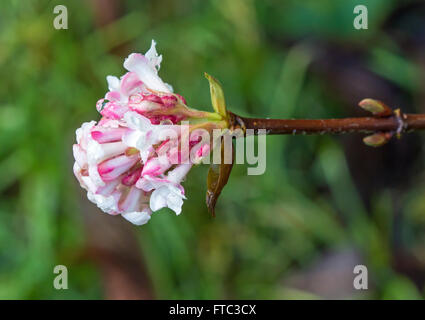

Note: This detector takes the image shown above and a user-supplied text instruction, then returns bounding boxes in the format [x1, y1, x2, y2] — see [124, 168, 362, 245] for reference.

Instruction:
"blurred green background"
[1, 0, 425, 299]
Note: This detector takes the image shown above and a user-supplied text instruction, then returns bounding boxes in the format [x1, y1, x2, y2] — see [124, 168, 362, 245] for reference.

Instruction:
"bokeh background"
[1, 0, 425, 299]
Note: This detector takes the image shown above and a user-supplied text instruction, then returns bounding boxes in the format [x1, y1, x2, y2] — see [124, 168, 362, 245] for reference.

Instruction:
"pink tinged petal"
[123, 53, 170, 93]
[143, 94, 163, 104]
[122, 167, 142, 186]
[141, 146, 155, 164]
[155, 139, 173, 157]
[135, 177, 153, 192]
[121, 131, 154, 165]
[160, 95, 177, 108]
[142, 156, 171, 176]
[130, 100, 163, 114]
[96, 178, 121, 196]
[120, 72, 144, 97]
[121, 209, 151, 226]
[129, 94, 142, 104]
[136, 175, 170, 192]
[81, 174, 101, 194]
[87, 141, 128, 165]
[200, 144, 210, 156]
[76, 121, 96, 148]
[98, 117, 114, 127]
[73, 144, 87, 168]
[149, 117, 160, 125]
[105, 91, 121, 102]
[167, 146, 182, 165]
[119, 186, 143, 212]
[100, 102, 129, 120]
[149, 115, 183, 125]
[96, 98, 106, 112]
[88, 164, 105, 187]
[91, 127, 130, 144]
[101, 119, 121, 128]
[193, 144, 210, 163]
[176, 183, 185, 195]
[175, 93, 187, 105]
[98, 154, 139, 181]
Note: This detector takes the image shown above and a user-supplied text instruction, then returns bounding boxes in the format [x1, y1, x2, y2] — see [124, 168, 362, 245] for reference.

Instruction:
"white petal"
[87, 191, 120, 214]
[144, 39, 163, 71]
[121, 209, 152, 226]
[165, 83, 173, 93]
[167, 164, 192, 184]
[123, 111, 153, 131]
[167, 192, 184, 215]
[81, 175, 99, 194]
[106, 75, 121, 92]
[73, 144, 87, 168]
[97, 178, 121, 196]
[102, 119, 121, 128]
[123, 53, 170, 93]
[140, 146, 153, 164]
[76, 121, 96, 146]
[122, 130, 143, 148]
[150, 187, 168, 212]
[73, 162, 86, 187]
[87, 140, 127, 165]
[88, 164, 105, 187]
[136, 175, 169, 192]
[135, 177, 153, 192]
[149, 185, 185, 215]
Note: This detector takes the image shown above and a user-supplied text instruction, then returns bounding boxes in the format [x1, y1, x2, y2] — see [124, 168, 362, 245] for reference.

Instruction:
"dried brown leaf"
[206, 139, 234, 217]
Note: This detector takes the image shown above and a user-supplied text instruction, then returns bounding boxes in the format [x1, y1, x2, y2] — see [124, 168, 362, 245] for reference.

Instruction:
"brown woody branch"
[227, 100, 425, 147]
[231, 113, 425, 136]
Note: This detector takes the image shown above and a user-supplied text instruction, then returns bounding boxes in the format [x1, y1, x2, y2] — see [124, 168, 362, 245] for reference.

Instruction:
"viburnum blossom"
[73, 40, 226, 225]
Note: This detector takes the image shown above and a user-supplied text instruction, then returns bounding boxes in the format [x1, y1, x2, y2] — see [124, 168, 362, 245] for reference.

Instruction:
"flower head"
[73, 40, 227, 225]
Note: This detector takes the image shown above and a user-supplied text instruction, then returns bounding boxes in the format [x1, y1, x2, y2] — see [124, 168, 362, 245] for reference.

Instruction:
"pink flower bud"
[91, 127, 130, 144]
[141, 156, 172, 177]
[98, 154, 140, 181]
[121, 167, 142, 186]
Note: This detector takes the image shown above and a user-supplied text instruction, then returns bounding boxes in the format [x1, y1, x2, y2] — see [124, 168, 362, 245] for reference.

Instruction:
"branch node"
[228, 112, 246, 135]
[394, 108, 406, 138]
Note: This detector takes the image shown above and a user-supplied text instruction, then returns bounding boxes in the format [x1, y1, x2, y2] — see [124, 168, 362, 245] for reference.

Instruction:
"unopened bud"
[358, 99, 392, 117]
[363, 132, 392, 147]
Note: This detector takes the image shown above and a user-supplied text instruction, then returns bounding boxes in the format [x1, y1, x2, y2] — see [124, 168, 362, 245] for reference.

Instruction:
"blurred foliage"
[1, 0, 425, 299]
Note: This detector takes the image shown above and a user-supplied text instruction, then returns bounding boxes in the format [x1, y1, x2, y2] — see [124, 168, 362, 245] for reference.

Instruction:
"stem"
[230, 113, 425, 136]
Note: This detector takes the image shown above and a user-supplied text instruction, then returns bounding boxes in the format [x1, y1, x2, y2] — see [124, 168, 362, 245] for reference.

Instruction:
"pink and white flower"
[73, 40, 226, 225]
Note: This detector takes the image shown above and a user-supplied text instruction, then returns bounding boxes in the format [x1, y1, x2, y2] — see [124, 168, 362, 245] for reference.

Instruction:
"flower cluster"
[73, 41, 225, 225]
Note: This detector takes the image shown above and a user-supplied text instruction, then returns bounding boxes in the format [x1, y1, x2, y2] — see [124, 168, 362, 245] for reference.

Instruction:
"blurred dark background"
[1, 0, 425, 299]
